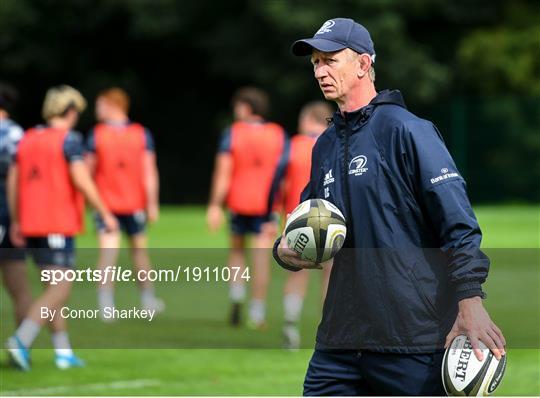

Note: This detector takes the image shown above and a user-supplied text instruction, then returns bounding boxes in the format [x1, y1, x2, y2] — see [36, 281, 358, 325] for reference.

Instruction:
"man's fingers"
[10, 226, 25, 247]
[492, 323, 506, 347]
[444, 330, 458, 349]
[278, 247, 298, 258]
[277, 236, 323, 269]
[479, 332, 503, 361]
[287, 257, 321, 269]
[13, 235, 25, 247]
[486, 328, 506, 358]
[296, 263, 322, 269]
[469, 334, 484, 361]
[279, 252, 321, 269]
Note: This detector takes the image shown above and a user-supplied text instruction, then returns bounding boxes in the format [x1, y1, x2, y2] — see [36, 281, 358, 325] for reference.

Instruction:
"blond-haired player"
[7, 85, 117, 370]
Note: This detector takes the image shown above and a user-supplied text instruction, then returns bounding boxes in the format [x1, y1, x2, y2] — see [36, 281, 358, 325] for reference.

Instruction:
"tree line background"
[1, 0, 539, 203]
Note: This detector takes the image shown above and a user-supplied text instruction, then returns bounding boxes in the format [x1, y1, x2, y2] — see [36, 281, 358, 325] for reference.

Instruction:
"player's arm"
[142, 128, 159, 222]
[144, 150, 159, 223]
[85, 153, 96, 176]
[207, 152, 232, 232]
[65, 131, 117, 232]
[207, 128, 233, 232]
[69, 161, 117, 232]
[403, 120, 505, 360]
[6, 164, 24, 246]
[6, 125, 25, 246]
[6, 164, 18, 221]
[84, 128, 97, 176]
[263, 134, 290, 231]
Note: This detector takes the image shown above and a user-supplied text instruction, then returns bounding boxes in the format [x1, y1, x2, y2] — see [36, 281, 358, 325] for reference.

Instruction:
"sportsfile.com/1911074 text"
[40, 266, 251, 285]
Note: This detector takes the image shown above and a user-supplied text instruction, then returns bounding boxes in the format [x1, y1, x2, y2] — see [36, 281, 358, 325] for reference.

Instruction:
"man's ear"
[357, 54, 372, 78]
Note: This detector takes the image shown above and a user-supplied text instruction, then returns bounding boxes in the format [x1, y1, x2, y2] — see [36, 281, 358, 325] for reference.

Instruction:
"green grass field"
[1, 205, 539, 396]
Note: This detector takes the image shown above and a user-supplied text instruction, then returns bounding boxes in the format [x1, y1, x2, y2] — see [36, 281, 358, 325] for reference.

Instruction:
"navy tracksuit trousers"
[303, 349, 446, 396]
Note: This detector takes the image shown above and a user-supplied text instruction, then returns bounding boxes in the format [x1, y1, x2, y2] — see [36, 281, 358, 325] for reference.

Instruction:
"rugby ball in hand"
[284, 199, 346, 263]
[442, 335, 507, 396]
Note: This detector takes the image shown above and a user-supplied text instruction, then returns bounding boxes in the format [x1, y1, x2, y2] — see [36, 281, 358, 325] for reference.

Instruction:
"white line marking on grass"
[2, 378, 161, 396]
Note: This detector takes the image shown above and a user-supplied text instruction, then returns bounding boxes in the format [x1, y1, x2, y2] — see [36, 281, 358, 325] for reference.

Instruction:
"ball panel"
[442, 344, 454, 395]
[285, 217, 309, 233]
[320, 199, 345, 220]
[285, 200, 312, 230]
[285, 226, 318, 262]
[478, 356, 501, 396]
[463, 352, 493, 396]
[487, 354, 506, 394]
[321, 223, 346, 262]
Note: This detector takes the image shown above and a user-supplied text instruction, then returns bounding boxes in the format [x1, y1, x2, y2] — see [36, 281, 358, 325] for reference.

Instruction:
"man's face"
[95, 97, 112, 122]
[233, 101, 251, 121]
[298, 114, 327, 137]
[311, 48, 360, 101]
[65, 108, 80, 129]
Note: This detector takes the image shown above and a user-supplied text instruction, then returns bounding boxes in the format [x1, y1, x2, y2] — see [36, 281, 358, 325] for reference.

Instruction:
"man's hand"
[276, 234, 332, 270]
[445, 296, 506, 361]
[9, 221, 25, 247]
[147, 203, 160, 223]
[207, 204, 224, 232]
[261, 220, 278, 238]
[101, 212, 119, 233]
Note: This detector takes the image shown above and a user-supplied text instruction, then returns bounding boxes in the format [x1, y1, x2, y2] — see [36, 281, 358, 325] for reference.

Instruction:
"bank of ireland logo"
[349, 155, 369, 176]
[316, 20, 335, 35]
[430, 167, 459, 184]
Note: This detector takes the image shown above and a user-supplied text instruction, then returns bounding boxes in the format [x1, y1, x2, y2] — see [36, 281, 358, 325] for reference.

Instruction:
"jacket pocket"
[409, 267, 440, 322]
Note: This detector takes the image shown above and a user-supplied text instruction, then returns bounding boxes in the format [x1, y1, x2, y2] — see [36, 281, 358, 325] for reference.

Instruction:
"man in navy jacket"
[273, 18, 506, 395]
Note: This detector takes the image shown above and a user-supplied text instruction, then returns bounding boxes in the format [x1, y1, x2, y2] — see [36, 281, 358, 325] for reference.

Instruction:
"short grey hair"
[368, 66, 376, 82]
[346, 49, 376, 82]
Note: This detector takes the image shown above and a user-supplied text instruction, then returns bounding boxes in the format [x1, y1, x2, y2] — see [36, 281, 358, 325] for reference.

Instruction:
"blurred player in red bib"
[207, 87, 288, 328]
[280, 101, 334, 349]
[86, 88, 162, 318]
[6, 85, 118, 370]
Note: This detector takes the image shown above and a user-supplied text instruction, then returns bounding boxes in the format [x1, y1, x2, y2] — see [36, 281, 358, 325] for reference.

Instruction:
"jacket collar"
[333, 89, 406, 135]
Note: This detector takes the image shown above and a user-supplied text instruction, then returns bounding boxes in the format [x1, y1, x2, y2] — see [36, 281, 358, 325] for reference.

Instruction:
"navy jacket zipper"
[341, 119, 353, 245]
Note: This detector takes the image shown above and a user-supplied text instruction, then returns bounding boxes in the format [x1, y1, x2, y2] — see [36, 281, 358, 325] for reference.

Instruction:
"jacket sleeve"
[402, 119, 489, 301]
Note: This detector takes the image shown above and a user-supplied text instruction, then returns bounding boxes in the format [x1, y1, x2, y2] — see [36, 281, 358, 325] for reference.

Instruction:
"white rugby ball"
[284, 199, 346, 263]
[442, 335, 507, 396]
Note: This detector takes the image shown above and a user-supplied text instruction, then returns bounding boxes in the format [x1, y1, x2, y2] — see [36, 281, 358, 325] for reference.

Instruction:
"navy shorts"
[95, 211, 146, 236]
[0, 213, 26, 261]
[25, 235, 75, 268]
[229, 213, 267, 235]
[303, 349, 445, 396]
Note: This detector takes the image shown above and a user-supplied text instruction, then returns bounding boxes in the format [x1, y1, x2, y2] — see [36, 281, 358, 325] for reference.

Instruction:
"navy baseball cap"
[292, 18, 376, 61]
